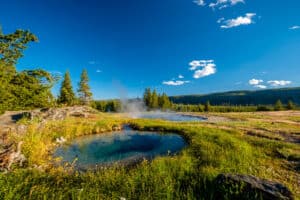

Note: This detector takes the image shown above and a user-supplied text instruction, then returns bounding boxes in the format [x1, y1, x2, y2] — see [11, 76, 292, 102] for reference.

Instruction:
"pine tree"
[159, 93, 171, 110]
[204, 101, 211, 112]
[287, 100, 295, 110]
[274, 99, 284, 111]
[78, 69, 92, 105]
[58, 71, 75, 106]
[150, 89, 159, 109]
[143, 88, 152, 108]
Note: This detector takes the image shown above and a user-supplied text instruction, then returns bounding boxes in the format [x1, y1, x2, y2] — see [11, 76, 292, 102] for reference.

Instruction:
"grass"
[1, 111, 300, 199]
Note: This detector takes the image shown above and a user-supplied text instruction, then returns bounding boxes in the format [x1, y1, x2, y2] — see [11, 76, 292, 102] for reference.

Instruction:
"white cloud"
[254, 85, 267, 89]
[189, 60, 214, 70]
[249, 78, 263, 85]
[193, 64, 217, 78]
[230, 0, 244, 5]
[209, 0, 244, 9]
[217, 18, 225, 23]
[267, 80, 292, 87]
[193, 0, 205, 6]
[220, 13, 256, 29]
[178, 75, 184, 79]
[289, 25, 300, 30]
[96, 69, 102, 73]
[189, 60, 217, 79]
[163, 80, 190, 86]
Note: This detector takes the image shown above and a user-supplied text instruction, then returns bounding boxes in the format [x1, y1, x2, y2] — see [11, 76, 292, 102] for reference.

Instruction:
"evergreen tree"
[159, 93, 171, 110]
[78, 69, 92, 105]
[143, 88, 152, 108]
[58, 71, 76, 106]
[274, 99, 284, 111]
[10, 69, 55, 108]
[150, 89, 159, 109]
[287, 100, 295, 110]
[0, 28, 56, 112]
[0, 29, 38, 65]
[204, 101, 211, 112]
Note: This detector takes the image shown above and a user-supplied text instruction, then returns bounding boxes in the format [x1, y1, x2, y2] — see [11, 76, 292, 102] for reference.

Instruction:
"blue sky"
[1, 0, 300, 99]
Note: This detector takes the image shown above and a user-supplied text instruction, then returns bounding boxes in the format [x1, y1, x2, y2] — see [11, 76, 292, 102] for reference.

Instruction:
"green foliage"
[0, 29, 38, 65]
[143, 88, 172, 110]
[256, 105, 272, 111]
[10, 69, 55, 109]
[1, 113, 299, 199]
[58, 71, 76, 106]
[158, 93, 172, 110]
[169, 87, 300, 106]
[204, 100, 211, 112]
[172, 104, 259, 113]
[287, 100, 295, 110]
[0, 62, 16, 112]
[143, 88, 152, 108]
[150, 89, 159, 109]
[274, 99, 284, 111]
[0, 28, 56, 111]
[92, 100, 121, 112]
[78, 69, 92, 105]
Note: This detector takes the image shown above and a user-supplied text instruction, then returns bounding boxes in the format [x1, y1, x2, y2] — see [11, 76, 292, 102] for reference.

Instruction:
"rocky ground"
[0, 106, 98, 171]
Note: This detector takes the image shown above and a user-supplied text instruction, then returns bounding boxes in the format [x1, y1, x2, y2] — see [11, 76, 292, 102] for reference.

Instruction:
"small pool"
[134, 112, 207, 122]
[54, 130, 186, 170]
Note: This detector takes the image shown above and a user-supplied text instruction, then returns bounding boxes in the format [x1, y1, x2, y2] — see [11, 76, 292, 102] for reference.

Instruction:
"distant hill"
[169, 87, 300, 105]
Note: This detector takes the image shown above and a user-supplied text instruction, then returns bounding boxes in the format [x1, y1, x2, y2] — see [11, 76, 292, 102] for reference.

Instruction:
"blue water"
[136, 112, 207, 122]
[54, 130, 186, 169]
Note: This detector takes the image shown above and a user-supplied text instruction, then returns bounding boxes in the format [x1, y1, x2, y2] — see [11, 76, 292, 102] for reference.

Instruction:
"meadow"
[0, 111, 299, 199]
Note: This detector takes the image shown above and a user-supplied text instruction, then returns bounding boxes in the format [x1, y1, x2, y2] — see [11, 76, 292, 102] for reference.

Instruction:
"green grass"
[1, 113, 299, 199]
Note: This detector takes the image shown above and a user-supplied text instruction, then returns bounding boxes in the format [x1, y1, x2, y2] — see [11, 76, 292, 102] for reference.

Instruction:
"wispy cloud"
[268, 80, 291, 87]
[193, 0, 205, 6]
[88, 61, 97, 65]
[189, 60, 217, 79]
[249, 79, 266, 89]
[220, 13, 256, 29]
[209, 0, 244, 10]
[289, 25, 300, 30]
[163, 80, 190, 86]
[249, 78, 263, 85]
[96, 69, 102, 73]
[178, 75, 184, 79]
[254, 85, 267, 89]
[217, 18, 225, 23]
[249, 79, 292, 88]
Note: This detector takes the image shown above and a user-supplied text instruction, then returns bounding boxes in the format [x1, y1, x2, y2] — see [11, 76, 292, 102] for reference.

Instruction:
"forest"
[169, 88, 300, 106]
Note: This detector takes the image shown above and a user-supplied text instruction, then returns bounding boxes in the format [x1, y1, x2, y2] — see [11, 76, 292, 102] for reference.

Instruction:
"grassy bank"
[1, 112, 299, 199]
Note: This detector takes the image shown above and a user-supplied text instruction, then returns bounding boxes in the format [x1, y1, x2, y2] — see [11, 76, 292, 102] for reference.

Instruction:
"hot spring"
[54, 129, 187, 170]
[131, 111, 207, 122]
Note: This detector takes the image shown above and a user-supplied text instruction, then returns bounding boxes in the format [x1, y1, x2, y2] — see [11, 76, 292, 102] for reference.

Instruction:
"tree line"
[169, 88, 300, 106]
[172, 99, 296, 113]
[143, 88, 172, 110]
[57, 69, 92, 106]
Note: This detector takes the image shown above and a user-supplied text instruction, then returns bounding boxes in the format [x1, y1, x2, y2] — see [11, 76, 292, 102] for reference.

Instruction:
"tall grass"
[1, 114, 299, 199]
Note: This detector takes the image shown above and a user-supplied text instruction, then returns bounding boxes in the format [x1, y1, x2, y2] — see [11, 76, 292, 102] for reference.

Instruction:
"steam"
[115, 82, 206, 121]
[115, 82, 146, 118]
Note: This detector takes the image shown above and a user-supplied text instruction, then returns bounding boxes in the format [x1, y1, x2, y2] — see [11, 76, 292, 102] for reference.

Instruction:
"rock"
[112, 125, 121, 131]
[70, 112, 87, 118]
[56, 136, 66, 144]
[0, 141, 26, 171]
[215, 174, 294, 200]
